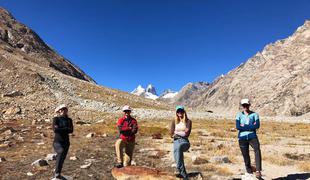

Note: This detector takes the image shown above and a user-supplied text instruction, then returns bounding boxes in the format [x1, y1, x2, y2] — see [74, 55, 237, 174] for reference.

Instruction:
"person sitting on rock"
[115, 105, 138, 168]
[170, 105, 192, 180]
[52, 104, 73, 180]
[236, 99, 262, 179]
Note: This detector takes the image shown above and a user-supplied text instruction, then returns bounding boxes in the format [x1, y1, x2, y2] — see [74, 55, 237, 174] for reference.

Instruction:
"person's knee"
[115, 139, 123, 147]
[181, 142, 190, 151]
[55, 147, 64, 154]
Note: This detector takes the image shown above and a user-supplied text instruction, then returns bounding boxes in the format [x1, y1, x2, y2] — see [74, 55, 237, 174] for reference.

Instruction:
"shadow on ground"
[272, 173, 310, 180]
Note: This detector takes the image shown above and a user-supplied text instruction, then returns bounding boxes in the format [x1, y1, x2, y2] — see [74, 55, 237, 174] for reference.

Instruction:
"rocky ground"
[1, 116, 309, 180]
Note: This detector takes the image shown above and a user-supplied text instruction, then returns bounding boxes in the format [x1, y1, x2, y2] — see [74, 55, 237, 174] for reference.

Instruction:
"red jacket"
[117, 116, 138, 142]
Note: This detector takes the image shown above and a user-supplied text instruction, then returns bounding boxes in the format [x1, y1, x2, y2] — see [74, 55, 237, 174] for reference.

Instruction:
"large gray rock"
[210, 156, 230, 164]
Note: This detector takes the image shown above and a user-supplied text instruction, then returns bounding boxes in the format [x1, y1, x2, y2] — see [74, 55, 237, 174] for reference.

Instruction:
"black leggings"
[53, 142, 70, 174]
[239, 138, 262, 173]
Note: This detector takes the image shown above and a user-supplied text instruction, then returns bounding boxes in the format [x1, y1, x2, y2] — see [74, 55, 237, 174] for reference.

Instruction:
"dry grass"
[298, 161, 310, 172]
[262, 155, 294, 166]
[205, 164, 233, 176]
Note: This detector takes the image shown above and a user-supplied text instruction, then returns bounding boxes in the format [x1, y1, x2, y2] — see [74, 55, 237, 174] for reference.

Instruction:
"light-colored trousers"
[115, 139, 135, 166]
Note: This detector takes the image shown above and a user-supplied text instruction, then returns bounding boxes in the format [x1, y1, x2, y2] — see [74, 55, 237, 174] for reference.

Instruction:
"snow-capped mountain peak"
[131, 84, 159, 100]
[131, 85, 146, 96]
[146, 84, 157, 95]
[131, 84, 179, 101]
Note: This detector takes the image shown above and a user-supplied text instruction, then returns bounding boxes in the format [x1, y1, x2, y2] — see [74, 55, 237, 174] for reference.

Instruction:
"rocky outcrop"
[0, 7, 94, 83]
[177, 20, 310, 117]
[111, 166, 176, 180]
[0, 7, 172, 122]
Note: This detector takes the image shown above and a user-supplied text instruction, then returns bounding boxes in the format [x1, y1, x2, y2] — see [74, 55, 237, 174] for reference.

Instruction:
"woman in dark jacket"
[170, 105, 192, 180]
[52, 104, 73, 179]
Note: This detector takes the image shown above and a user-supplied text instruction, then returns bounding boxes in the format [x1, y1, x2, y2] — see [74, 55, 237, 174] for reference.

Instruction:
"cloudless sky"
[1, 0, 310, 94]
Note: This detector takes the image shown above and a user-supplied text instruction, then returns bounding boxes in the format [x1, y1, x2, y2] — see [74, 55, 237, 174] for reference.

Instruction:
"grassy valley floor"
[0, 117, 310, 180]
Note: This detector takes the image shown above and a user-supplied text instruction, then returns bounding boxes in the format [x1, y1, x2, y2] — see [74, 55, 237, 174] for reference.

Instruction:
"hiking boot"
[115, 163, 123, 168]
[53, 173, 62, 180]
[255, 171, 262, 179]
[174, 170, 182, 178]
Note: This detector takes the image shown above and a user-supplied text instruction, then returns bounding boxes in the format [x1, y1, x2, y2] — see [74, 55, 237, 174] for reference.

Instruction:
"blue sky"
[1, 0, 310, 94]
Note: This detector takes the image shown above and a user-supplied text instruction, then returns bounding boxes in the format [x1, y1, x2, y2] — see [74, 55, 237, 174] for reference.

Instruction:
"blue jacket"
[236, 111, 260, 140]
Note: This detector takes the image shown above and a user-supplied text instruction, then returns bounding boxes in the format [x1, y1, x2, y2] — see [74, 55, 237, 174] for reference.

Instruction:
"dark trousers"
[53, 142, 70, 175]
[239, 138, 262, 173]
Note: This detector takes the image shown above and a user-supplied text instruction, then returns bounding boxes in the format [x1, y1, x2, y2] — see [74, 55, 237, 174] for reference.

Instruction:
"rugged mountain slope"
[0, 7, 171, 122]
[170, 82, 209, 105]
[182, 20, 310, 117]
[0, 7, 94, 83]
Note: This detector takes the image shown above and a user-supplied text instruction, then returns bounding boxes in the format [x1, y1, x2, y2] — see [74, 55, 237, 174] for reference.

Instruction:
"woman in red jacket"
[115, 105, 138, 168]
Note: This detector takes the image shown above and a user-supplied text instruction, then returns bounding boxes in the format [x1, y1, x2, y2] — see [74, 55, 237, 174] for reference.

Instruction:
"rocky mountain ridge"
[176, 20, 310, 117]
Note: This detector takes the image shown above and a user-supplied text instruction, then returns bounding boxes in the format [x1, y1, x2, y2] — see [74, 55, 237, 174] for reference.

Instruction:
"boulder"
[31, 159, 49, 167]
[86, 133, 95, 138]
[230, 128, 237, 132]
[210, 156, 230, 164]
[0, 157, 6, 162]
[0, 143, 9, 148]
[192, 155, 209, 165]
[26, 172, 34, 176]
[111, 166, 175, 180]
[76, 120, 91, 125]
[70, 156, 78, 161]
[45, 153, 56, 161]
[2, 91, 23, 97]
[80, 163, 92, 169]
[3, 106, 21, 115]
[3, 129, 13, 136]
[152, 133, 163, 139]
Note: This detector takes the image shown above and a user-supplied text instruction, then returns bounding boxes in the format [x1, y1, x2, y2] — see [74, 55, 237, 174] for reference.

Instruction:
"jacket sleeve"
[52, 117, 67, 133]
[170, 120, 175, 138]
[236, 113, 260, 131]
[247, 113, 260, 130]
[236, 113, 252, 131]
[131, 119, 138, 135]
[53, 117, 72, 133]
[117, 118, 131, 133]
[185, 120, 192, 137]
[68, 118, 74, 134]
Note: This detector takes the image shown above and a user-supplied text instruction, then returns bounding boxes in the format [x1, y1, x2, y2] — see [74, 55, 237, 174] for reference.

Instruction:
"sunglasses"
[176, 110, 185, 113]
[241, 104, 250, 107]
[124, 110, 131, 113]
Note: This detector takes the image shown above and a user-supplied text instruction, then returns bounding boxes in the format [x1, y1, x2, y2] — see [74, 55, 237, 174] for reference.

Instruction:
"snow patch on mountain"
[131, 84, 159, 100]
[131, 85, 178, 100]
[160, 89, 178, 99]
[131, 85, 145, 96]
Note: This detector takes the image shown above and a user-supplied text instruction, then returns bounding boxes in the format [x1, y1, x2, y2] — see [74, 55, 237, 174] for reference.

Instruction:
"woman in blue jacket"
[236, 99, 262, 179]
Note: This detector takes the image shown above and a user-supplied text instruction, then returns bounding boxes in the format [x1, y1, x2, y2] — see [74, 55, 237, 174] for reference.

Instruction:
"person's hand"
[254, 122, 257, 125]
[185, 128, 189, 132]
[240, 124, 244, 127]
[54, 125, 59, 128]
